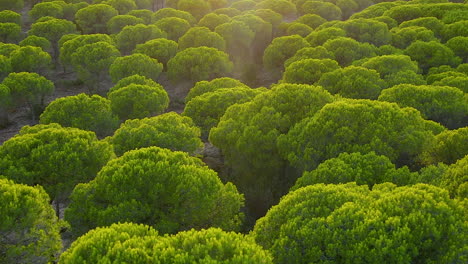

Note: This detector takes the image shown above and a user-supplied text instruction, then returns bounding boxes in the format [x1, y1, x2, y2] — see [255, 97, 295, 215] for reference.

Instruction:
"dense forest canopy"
[0, 0, 467, 262]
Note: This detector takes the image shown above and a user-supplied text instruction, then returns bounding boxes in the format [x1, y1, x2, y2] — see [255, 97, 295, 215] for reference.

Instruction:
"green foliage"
[177, 0, 211, 20]
[305, 27, 346, 46]
[0, 54, 11, 80]
[255, 0, 296, 17]
[106, 14, 143, 34]
[154, 17, 191, 41]
[167, 47, 233, 83]
[441, 20, 468, 42]
[75, 4, 118, 34]
[440, 155, 468, 199]
[0, 179, 62, 264]
[317, 66, 386, 99]
[433, 75, 468, 92]
[40, 93, 119, 137]
[286, 22, 312, 37]
[378, 84, 468, 129]
[108, 83, 169, 120]
[282, 58, 340, 84]
[293, 152, 415, 190]
[115, 24, 166, 54]
[127, 9, 153, 24]
[198, 13, 231, 31]
[323, 37, 376, 66]
[183, 87, 263, 138]
[284, 46, 334, 67]
[10, 45, 51, 74]
[278, 99, 445, 171]
[391, 26, 437, 49]
[0, 0, 23, 11]
[65, 146, 244, 237]
[383, 4, 423, 24]
[105, 0, 136, 14]
[109, 74, 158, 92]
[0, 123, 113, 203]
[420, 127, 468, 166]
[0, 22, 21, 43]
[253, 183, 467, 264]
[0, 10, 21, 24]
[59, 34, 114, 71]
[341, 18, 391, 46]
[446, 36, 468, 62]
[296, 14, 326, 29]
[360, 54, 419, 80]
[0, 42, 19, 57]
[231, 0, 256, 12]
[152, 7, 196, 25]
[133, 38, 178, 67]
[186, 77, 248, 102]
[404, 40, 461, 73]
[110, 112, 202, 156]
[59, 223, 159, 264]
[109, 53, 163, 83]
[179, 26, 226, 51]
[28, 18, 78, 61]
[250, 8, 283, 30]
[29, 1, 65, 21]
[210, 84, 334, 218]
[0, 84, 11, 127]
[301, 1, 342, 20]
[399, 16, 445, 38]
[60, 224, 272, 263]
[215, 20, 254, 59]
[71, 41, 120, 91]
[263, 35, 309, 70]
[213, 7, 241, 17]
[2, 72, 54, 119]
[19, 35, 51, 51]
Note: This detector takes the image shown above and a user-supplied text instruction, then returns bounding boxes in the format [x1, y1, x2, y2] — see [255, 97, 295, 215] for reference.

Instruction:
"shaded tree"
[75, 4, 118, 34]
[323, 37, 377, 66]
[133, 38, 178, 68]
[0, 10, 21, 24]
[151, 7, 196, 24]
[19, 35, 51, 52]
[210, 83, 334, 221]
[0, 179, 62, 264]
[177, 0, 211, 20]
[28, 18, 78, 65]
[2, 72, 54, 120]
[71, 41, 120, 92]
[317, 66, 386, 99]
[255, 0, 296, 17]
[440, 155, 468, 199]
[167, 47, 233, 83]
[0, 84, 11, 127]
[0, 22, 21, 43]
